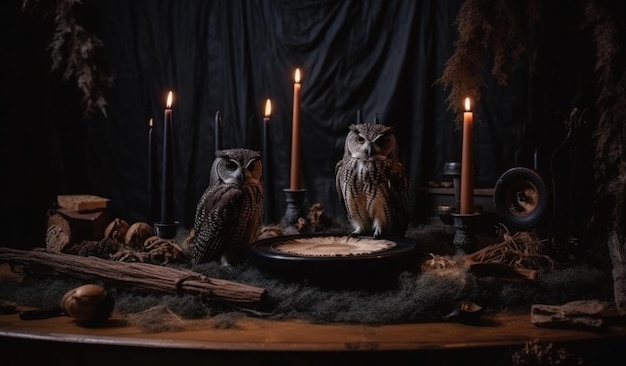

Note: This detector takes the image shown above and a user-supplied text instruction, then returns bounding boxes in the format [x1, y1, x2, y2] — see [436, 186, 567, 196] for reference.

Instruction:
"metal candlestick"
[451, 213, 480, 254]
[154, 221, 179, 239]
[443, 161, 461, 212]
[283, 189, 306, 226]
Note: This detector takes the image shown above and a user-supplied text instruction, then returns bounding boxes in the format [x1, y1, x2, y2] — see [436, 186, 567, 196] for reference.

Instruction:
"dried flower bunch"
[437, 0, 539, 125]
[22, 0, 113, 118]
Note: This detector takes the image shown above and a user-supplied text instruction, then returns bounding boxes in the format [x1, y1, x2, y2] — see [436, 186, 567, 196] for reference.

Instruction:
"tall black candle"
[161, 91, 174, 224]
[262, 99, 273, 223]
[215, 110, 223, 152]
[148, 118, 158, 224]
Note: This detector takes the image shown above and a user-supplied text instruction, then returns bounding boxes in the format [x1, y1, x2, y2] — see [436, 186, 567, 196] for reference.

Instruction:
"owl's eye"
[247, 160, 258, 171]
[355, 135, 365, 144]
[225, 160, 238, 171]
[375, 135, 390, 148]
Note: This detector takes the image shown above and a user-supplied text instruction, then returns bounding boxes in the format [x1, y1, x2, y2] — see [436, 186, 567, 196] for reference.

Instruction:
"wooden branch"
[0, 248, 268, 310]
[531, 300, 622, 330]
[467, 262, 538, 282]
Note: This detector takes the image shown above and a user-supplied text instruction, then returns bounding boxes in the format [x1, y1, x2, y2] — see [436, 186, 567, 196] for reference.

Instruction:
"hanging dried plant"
[437, 0, 539, 125]
[581, 0, 626, 311]
[22, 0, 113, 118]
[582, 0, 626, 235]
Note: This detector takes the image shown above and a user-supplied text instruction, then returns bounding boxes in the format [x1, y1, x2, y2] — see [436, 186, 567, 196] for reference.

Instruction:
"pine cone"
[143, 236, 189, 265]
[307, 203, 332, 232]
[77, 237, 120, 259]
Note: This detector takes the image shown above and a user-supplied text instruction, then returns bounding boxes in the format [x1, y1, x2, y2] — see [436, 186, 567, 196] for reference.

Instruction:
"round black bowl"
[247, 234, 419, 287]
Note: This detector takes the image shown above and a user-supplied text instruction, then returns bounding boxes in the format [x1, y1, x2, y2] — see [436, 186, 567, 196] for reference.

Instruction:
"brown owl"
[192, 148, 264, 266]
[335, 123, 410, 238]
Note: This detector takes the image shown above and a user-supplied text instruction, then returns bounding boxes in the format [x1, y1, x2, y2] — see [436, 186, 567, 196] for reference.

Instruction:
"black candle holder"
[154, 221, 179, 239]
[443, 161, 461, 211]
[451, 213, 481, 254]
[283, 189, 306, 226]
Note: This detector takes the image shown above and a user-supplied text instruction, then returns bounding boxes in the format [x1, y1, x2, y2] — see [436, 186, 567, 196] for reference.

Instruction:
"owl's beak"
[234, 170, 244, 184]
[224, 169, 244, 185]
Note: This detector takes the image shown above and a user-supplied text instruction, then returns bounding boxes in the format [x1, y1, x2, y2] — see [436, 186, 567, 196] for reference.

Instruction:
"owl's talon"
[372, 227, 382, 239]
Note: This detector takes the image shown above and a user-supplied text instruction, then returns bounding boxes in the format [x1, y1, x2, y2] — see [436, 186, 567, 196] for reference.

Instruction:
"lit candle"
[215, 110, 222, 152]
[263, 99, 271, 166]
[148, 118, 158, 224]
[460, 97, 474, 214]
[262, 99, 274, 223]
[161, 91, 174, 224]
[290, 68, 302, 191]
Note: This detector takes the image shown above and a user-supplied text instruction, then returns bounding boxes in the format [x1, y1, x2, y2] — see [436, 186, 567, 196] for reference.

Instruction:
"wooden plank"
[57, 195, 109, 212]
[1, 310, 625, 352]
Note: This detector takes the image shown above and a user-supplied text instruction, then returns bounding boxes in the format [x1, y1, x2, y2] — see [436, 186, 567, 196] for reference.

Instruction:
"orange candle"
[460, 97, 474, 214]
[290, 68, 302, 191]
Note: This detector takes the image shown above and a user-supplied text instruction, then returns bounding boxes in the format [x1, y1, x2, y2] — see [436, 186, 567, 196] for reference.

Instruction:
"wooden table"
[1, 308, 625, 365]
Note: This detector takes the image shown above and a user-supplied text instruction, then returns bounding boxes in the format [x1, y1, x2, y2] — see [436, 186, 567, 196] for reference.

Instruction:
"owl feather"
[192, 184, 243, 265]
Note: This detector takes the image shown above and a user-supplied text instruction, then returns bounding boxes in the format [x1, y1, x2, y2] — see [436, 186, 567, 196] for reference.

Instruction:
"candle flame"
[264, 99, 272, 117]
[166, 91, 173, 108]
[464, 97, 471, 111]
[295, 68, 301, 83]
[149, 118, 153, 128]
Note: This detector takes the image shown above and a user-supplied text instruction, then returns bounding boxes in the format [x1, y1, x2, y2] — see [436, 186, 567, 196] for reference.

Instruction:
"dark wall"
[2, 0, 600, 249]
[2, 0, 86, 248]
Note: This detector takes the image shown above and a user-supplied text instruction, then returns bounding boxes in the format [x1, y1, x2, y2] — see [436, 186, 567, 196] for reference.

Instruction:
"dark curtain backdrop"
[3, 0, 594, 248]
[87, 0, 480, 227]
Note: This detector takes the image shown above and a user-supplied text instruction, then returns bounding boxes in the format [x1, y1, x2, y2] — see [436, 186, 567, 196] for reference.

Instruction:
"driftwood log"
[531, 299, 622, 330]
[0, 247, 268, 310]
